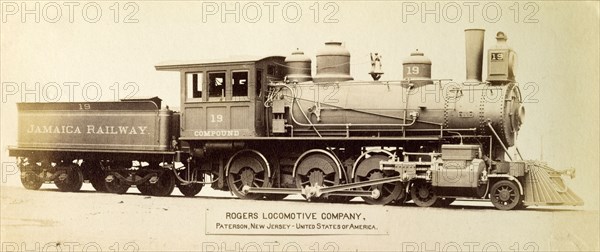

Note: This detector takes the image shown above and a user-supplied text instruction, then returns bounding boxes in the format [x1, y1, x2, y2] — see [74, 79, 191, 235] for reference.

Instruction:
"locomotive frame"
[8, 29, 583, 210]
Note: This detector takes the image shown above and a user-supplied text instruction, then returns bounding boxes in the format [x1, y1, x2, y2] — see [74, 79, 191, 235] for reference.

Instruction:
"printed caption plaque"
[205, 206, 389, 235]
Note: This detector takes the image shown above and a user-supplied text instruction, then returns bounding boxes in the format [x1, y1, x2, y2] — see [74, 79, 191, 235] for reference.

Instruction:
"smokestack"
[464, 29, 485, 83]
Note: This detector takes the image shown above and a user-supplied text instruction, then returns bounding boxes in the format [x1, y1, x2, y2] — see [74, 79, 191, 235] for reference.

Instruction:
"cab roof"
[155, 55, 285, 71]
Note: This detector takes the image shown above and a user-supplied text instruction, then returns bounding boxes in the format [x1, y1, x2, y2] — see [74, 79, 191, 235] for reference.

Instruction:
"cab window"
[232, 71, 249, 100]
[186, 72, 203, 101]
[208, 72, 226, 101]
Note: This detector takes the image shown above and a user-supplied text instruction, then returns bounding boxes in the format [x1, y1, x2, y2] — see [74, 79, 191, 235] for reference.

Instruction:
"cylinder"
[285, 50, 312, 83]
[464, 29, 485, 83]
[314, 42, 353, 83]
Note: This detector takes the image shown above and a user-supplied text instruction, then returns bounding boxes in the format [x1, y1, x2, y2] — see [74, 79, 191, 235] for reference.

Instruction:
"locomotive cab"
[155, 56, 285, 140]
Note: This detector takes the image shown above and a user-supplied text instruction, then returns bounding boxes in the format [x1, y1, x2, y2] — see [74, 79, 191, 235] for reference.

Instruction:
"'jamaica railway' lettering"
[26, 125, 149, 135]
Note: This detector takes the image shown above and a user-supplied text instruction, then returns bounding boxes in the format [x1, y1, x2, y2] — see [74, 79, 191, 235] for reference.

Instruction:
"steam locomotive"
[9, 29, 583, 210]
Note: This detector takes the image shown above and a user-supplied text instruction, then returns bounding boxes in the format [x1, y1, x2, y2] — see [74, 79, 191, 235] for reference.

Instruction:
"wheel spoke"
[383, 186, 393, 194]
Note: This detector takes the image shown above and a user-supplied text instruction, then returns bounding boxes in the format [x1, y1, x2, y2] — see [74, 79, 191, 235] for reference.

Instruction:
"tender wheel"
[176, 169, 204, 197]
[21, 170, 43, 190]
[90, 175, 108, 192]
[354, 154, 402, 205]
[135, 170, 154, 195]
[137, 183, 153, 195]
[149, 171, 176, 197]
[81, 161, 107, 192]
[105, 172, 130, 194]
[178, 183, 204, 197]
[54, 164, 83, 192]
[227, 152, 270, 200]
[410, 181, 438, 207]
[490, 180, 522, 210]
[19, 159, 44, 190]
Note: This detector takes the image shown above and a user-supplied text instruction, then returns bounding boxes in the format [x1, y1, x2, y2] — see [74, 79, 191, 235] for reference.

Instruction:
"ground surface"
[1, 184, 598, 252]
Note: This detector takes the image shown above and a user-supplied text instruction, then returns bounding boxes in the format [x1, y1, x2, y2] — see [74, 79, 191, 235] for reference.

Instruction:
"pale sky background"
[1, 1, 599, 208]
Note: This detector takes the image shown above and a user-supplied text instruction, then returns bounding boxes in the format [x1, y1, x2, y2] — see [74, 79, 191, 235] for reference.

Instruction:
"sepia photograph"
[1, 1, 599, 251]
